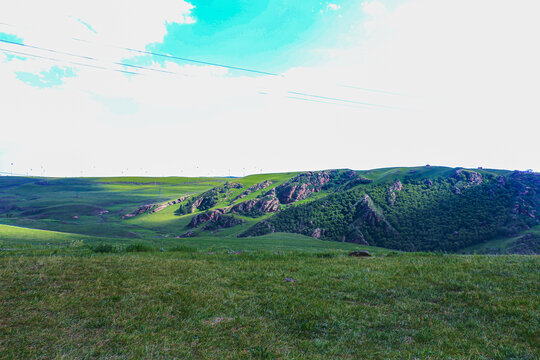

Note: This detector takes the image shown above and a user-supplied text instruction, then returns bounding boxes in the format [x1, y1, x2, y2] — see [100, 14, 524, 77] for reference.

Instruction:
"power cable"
[0, 33, 412, 110]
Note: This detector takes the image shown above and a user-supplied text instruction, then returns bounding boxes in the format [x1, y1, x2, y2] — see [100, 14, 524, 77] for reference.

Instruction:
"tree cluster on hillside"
[240, 171, 539, 252]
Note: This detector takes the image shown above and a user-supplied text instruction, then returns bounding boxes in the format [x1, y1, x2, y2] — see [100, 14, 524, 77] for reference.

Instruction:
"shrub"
[125, 243, 155, 253]
[93, 244, 116, 253]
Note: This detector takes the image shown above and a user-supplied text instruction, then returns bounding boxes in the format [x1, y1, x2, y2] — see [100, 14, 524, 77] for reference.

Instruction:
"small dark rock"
[348, 250, 371, 257]
[283, 277, 297, 283]
[176, 230, 196, 238]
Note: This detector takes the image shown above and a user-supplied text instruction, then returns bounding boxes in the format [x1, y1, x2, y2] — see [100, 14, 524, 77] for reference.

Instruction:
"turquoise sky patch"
[0, 32, 26, 61]
[127, 0, 354, 75]
[15, 66, 76, 88]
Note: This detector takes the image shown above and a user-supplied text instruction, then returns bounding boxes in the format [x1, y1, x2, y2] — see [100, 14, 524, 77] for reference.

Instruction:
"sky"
[0, 0, 539, 177]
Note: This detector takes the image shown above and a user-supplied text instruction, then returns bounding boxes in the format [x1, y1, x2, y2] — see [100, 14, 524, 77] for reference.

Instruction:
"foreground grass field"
[0, 251, 538, 359]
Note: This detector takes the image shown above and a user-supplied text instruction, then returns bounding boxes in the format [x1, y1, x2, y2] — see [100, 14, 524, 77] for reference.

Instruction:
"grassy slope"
[0, 176, 224, 238]
[0, 224, 383, 254]
[0, 167, 530, 251]
[0, 252, 537, 359]
[460, 225, 540, 253]
[356, 165, 512, 185]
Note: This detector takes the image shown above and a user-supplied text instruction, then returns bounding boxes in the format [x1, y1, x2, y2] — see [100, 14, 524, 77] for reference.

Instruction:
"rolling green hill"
[0, 169, 538, 359]
[0, 166, 538, 253]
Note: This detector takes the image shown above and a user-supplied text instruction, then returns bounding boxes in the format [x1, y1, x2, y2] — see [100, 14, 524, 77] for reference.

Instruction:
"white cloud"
[287, 0, 540, 171]
[1, 0, 194, 50]
[1, 0, 539, 176]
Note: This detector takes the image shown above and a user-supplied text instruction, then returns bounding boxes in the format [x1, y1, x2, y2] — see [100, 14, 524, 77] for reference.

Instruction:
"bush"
[125, 243, 155, 253]
[93, 244, 116, 253]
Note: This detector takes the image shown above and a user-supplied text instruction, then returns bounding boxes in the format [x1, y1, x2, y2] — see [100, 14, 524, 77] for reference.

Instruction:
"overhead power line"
[0, 21, 279, 76]
[0, 47, 140, 76]
[1, 46, 407, 111]
[0, 39, 182, 77]
[74, 38, 280, 77]
[0, 27, 413, 111]
[288, 91, 407, 111]
[0, 20, 412, 96]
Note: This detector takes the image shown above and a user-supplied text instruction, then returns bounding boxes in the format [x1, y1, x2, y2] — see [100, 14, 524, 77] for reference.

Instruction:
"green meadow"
[0, 174, 538, 359]
[0, 251, 537, 359]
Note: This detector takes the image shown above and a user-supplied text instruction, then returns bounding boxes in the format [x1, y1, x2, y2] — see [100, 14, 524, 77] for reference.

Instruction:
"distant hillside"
[0, 166, 538, 253]
[176, 167, 538, 253]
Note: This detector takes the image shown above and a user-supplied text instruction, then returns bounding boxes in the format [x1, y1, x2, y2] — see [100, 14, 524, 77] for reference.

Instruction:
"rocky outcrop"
[122, 204, 156, 219]
[387, 180, 403, 205]
[188, 209, 226, 228]
[188, 209, 244, 230]
[176, 230, 196, 238]
[230, 196, 280, 217]
[228, 182, 244, 189]
[123, 195, 189, 219]
[202, 214, 244, 230]
[233, 180, 274, 201]
[354, 195, 398, 237]
[357, 195, 384, 227]
[176, 189, 219, 215]
[452, 169, 483, 194]
[153, 196, 189, 213]
[311, 228, 324, 239]
[273, 171, 332, 204]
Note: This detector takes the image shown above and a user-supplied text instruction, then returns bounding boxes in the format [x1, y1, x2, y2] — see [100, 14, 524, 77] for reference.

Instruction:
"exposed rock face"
[507, 172, 539, 224]
[233, 180, 274, 201]
[265, 188, 276, 197]
[354, 195, 398, 237]
[202, 214, 244, 230]
[388, 180, 403, 205]
[188, 209, 244, 230]
[274, 171, 331, 204]
[452, 169, 483, 194]
[425, 179, 434, 187]
[311, 228, 324, 239]
[176, 230, 196, 238]
[357, 195, 383, 227]
[153, 196, 189, 213]
[123, 196, 189, 219]
[230, 196, 280, 217]
[122, 204, 156, 219]
[228, 183, 244, 189]
[188, 209, 226, 228]
[390, 180, 403, 192]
